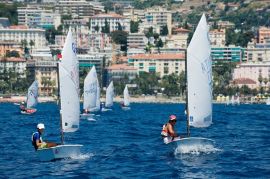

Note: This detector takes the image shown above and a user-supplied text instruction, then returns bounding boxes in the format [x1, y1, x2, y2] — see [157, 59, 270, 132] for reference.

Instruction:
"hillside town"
[1, 0, 270, 103]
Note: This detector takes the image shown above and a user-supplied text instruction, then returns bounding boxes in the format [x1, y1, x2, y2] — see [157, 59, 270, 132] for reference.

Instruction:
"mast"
[57, 61, 64, 144]
[185, 49, 190, 137]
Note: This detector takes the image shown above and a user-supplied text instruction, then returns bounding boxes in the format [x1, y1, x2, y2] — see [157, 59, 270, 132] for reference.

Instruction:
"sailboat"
[81, 66, 100, 119]
[36, 29, 82, 161]
[266, 97, 270, 105]
[170, 14, 214, 146]
[101, 81, 114, 112]
[121, 85, 130, 110]
[20, 80, 38, 114]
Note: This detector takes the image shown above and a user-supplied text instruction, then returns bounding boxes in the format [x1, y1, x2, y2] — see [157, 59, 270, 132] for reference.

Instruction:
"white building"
[0, 57, 26, 76]
[0, 26, 46, 48]
[55, 0, 95, 18]
[90, 13, 130, 34]
[244, 43, 270, 62]
[18, 6, 61, 29]
[209, 29, 226, 46]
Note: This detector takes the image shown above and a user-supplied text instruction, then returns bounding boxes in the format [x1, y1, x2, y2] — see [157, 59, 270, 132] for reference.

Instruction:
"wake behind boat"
[20, 80, 38, 114]
[36, 29, 82, 161]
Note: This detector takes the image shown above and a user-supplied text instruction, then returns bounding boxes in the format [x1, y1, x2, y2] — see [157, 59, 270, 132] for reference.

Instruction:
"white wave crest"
[87, 118, 96, 121]
[70, 153, 94, 160]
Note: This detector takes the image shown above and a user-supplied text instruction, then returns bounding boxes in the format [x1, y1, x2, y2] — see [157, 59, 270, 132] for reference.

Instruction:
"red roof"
[91, 13, 124, 19]
[128, 53, 185, 60]
[0, 57, 26, 62]
[173, 27, 190, 33]
[9, 25, 28, 29]
[233, 78, 256, 85]
[107, 64, 137, 70]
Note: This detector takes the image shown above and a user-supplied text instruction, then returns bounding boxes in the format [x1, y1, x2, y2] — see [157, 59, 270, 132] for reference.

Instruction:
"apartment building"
[233, 62, 270, 89]
[0, 41, 22, 57]
[244, 43, 270, 62]
[55, 0, 95, 18]
[106, 64, 137, 84]
[18, 6, 61, 29]
[127, 33, 147, 49]
[209, 29, 226, 46]
[0, 57, 26, 76]
[128, 53, 185, 77]
[141, 7, 172, 35]
[90, 13, 130, 33]
[211, 45, 243, 63]
[258, 26, 270, 44]
[0, 26, 46, 48]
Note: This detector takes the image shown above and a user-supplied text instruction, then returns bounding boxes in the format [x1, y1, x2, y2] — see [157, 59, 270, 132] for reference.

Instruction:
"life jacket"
[161, 124, 168, 137]
[32, 132, 42, 150]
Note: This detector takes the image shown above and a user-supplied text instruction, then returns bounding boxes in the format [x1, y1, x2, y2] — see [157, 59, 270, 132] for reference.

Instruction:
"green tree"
[29, 40, 35, 53]
[117, 22, 123, 31]
[5, 50, 20, 57]
[111, 30, 128, 52]
[0, 3, 21, 25]
[130, 21, 139, 33]
[160, 25, 169, 36]
[156, 38, 163, 53]
[145, 27, 154, 38]
[94, 25, 100, 32]
[101, 19, 110, 34]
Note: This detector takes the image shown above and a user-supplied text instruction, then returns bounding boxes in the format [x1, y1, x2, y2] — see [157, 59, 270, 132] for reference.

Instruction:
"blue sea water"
[0, 102, 269, 178]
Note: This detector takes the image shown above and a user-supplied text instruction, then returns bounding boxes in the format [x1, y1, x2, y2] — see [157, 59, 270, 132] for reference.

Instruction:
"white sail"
[187, 14, 212, 128]
[26, 80, 39, 109]
[83, 66, 98, 112]
[105, 81, 114, 108]
[266, 97, 270, 105]
[59, 29, 80, 133]
[123, 85, 130, 106]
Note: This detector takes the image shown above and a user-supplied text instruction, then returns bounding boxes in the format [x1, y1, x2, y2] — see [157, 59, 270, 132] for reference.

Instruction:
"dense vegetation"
[0, 3, 22, 25]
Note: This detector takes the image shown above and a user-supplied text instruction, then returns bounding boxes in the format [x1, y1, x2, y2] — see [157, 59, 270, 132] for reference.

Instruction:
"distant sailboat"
[170, 14, 215, 147]
[81, 66, 100, 119]
[101, 81, 114, 112]
[266, 97, 270, 105]
[36, 29, 82, 161]
[20, 80, 38, 114]
[121, 85, 130, 110]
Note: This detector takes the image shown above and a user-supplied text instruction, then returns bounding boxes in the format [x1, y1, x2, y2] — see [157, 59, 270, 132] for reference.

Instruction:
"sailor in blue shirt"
[32, 123, 58, 150]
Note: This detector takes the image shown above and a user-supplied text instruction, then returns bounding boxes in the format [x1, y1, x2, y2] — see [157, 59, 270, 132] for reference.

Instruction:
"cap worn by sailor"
[169, 115, 177, 121]
[37, 123, 45, 129]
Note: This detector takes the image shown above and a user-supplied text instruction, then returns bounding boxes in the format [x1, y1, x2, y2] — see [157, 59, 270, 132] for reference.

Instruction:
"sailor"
[20, 101, 26, 111]
[161, 115, 179, 144]
[32, 123, 58, 150]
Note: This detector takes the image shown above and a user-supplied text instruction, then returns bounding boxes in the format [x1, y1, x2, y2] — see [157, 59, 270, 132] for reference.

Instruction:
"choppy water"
[0, 103, 269, 178]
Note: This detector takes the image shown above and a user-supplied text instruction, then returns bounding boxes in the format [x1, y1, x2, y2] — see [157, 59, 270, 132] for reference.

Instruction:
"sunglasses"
[171, 120, 177, 122]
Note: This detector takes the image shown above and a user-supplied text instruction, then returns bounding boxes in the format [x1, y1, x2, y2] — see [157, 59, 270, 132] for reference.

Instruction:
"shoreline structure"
[0, 95, 229, 104]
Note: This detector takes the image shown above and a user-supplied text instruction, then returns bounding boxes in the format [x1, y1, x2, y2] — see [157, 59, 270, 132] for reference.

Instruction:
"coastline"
[0, 95, 230, 104]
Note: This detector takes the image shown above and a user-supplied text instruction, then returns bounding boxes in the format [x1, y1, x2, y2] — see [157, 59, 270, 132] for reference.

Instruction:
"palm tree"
[29, 40, 35, 54]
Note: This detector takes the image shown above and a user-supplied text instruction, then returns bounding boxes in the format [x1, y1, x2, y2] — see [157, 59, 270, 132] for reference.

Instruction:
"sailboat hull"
[172, 137, 215, 146]
[21, 108, 37, 114]
[37, 144, 83, 161]
[80, 113, 95, 119]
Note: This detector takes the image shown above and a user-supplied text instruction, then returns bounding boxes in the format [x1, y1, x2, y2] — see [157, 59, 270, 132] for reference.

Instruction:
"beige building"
[167, 28, 190, 48]
[128, 53, 185, 77]
[258, 26, 270, 44]
[0, 41, 22, 57]
[244, 43, 270, 62]
[27, 57, 58, 96]
[209, 29, 226, 46]
[106, 64, 137, 84]
[123, 7, 144, 22]
[0, 25, 46, 48]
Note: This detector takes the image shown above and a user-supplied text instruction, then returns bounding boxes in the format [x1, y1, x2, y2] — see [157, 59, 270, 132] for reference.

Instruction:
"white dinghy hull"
[121, 106, 130, 111]
[80, 113, 95, 119]
[37, 144, 83, 161]
[171, 137, 214, 146]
